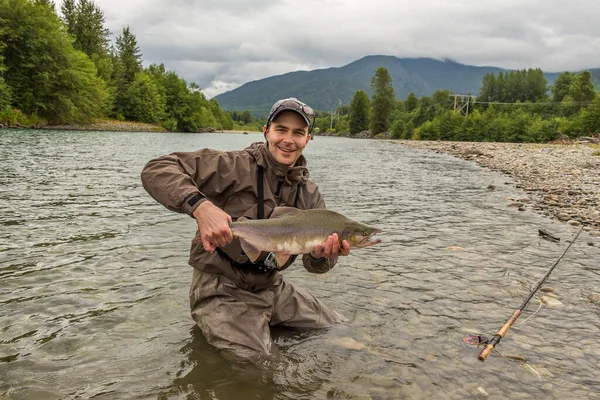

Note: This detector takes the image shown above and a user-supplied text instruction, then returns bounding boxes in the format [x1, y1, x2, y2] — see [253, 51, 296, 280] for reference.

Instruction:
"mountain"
[213, 55, 600, 116]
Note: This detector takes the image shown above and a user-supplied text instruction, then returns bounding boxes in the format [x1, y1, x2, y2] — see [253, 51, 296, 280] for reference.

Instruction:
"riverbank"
[40, 119, 167, 132]
[396, 140, 600, 235]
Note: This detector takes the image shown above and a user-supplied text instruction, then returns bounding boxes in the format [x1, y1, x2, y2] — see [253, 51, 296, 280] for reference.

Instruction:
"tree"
[552, 72, 573, 102]
[121, 71, 165, 123]
[0, 0, 107, 122]
[60, 0, 110, 60]
[578, 94, 600, 135]
[404, 92, 418, 112]
[0, 21, 11, 110]
[112, 26, 143, 115]
[569, 71, 596, 103]
[349, 90, 370, 134]
[370, 67, 395, 134]
[115, 26, 142, 84]
[239, 110, 252, 124]
[479, 73, 498, 102]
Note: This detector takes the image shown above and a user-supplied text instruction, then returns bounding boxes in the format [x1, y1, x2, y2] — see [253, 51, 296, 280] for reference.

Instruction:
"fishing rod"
[478, 226, 584, 361]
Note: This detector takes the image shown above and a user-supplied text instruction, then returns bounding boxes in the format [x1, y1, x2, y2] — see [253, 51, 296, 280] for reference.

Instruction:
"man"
[141, 97, 350, 361]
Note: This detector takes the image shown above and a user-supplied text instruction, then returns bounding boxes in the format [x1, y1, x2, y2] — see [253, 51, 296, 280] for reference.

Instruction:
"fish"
[229, 207, 382, 267]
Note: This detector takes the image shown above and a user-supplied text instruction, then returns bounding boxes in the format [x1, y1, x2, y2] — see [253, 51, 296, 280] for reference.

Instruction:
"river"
[1, 130, 598, 399]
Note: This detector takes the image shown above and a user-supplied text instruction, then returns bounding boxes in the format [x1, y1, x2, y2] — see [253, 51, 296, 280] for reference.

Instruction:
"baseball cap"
[267, 98, 315, 127]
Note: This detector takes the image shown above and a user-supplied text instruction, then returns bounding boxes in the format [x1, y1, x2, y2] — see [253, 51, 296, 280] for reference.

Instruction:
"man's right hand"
[192, 201, 233, 252]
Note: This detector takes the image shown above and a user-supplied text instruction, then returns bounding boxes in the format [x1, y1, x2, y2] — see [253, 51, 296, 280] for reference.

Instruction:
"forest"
[1, 0, 598, 142]
[0, 0, 236, 132]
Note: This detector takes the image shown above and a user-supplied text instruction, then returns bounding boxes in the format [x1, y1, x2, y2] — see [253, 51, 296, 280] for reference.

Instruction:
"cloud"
[56, 0, 600, 97]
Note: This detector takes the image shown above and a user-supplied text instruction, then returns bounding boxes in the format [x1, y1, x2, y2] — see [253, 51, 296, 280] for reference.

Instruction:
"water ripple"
[1, 131, 599, 399]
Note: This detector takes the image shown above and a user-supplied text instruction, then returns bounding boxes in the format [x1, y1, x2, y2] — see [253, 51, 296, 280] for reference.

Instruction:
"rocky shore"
[396, 140, 600, 236]
[41, 120, 167, 132]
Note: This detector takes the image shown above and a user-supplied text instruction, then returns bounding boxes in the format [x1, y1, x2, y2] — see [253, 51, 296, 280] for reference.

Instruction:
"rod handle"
[478, 309, 521, 361]
[478, 343, 495, 361]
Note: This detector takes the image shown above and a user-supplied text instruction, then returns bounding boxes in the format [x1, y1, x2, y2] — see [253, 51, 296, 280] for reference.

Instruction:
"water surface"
[1, 130, 599, 399]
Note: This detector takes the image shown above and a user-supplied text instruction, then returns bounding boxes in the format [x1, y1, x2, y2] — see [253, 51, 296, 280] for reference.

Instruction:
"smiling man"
[141, 97, 350, 362]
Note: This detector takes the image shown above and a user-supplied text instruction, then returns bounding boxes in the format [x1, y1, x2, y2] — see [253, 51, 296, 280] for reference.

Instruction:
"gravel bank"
[42, 120, 166, 132]
[396, 140, 600, 235]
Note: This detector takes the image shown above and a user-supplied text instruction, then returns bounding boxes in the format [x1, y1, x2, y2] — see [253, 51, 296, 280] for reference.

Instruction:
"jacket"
[141, 141, 336, 291]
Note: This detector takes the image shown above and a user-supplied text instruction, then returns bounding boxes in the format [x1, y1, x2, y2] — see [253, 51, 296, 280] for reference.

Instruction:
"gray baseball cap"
[267, 97, 315, 127]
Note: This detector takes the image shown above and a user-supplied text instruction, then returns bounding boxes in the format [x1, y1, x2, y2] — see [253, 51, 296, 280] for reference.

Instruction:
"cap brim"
[270, 109, 310, 127]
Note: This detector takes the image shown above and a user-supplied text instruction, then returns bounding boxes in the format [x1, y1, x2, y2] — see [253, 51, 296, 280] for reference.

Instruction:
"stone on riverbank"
[396, 140, 600, 235]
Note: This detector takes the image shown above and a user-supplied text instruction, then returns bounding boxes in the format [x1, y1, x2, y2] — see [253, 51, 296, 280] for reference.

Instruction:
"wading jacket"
[141, 141, 336, 291]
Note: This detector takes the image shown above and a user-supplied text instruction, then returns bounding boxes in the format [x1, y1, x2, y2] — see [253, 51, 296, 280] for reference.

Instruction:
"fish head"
[344, 222, 382, 248]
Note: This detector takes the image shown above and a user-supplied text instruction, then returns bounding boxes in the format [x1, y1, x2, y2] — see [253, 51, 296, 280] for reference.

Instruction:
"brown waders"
[189, 269, 342, 361]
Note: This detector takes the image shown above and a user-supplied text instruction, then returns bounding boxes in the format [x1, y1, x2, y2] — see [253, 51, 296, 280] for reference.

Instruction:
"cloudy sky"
[59, 0, 600, 98]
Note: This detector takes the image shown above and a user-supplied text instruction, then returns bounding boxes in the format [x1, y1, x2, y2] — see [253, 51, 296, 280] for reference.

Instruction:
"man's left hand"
[311, 233, 350, 258]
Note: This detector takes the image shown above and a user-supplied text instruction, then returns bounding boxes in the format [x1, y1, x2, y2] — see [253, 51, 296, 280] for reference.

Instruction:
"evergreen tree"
[349, 90, 370, 134]
[479, 73, 498, 102]
[404, 92, 418, 112]
[569, 71, 596, 103]
[60, 0, 110, 60]
[115, 26, 142, 84]
[113, 26, 142, 115]
[525, 68, 548, 102]
[240, 110, 252, 124]
[370, 67, 395, 134]
[552, 72, 573, 102]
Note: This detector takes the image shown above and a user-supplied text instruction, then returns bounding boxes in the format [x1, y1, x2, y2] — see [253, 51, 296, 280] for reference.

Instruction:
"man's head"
[263, 98, 315, 166]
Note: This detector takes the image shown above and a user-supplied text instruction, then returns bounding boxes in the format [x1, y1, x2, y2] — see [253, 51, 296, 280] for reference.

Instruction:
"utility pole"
[450, 94, 476, 117]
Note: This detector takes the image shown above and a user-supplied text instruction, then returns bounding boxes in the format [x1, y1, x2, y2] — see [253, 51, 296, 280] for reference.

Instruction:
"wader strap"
[257, 166, 264, 220]
[294, 184, 302, 207]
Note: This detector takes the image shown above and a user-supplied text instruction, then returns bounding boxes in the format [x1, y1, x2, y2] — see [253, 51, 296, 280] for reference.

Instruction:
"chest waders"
[217, 166, 301, 273]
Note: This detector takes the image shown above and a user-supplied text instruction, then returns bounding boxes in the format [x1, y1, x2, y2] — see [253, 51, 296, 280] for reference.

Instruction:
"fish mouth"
[357, 229, 382, 247]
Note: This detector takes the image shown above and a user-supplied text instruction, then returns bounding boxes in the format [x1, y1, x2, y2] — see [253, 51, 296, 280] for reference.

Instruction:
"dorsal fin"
[270, 206, 300, 219]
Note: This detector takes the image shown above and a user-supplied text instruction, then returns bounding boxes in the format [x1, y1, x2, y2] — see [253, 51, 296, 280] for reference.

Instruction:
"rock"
[327, 337, 366, 350]
[540, 296, 563, 307]
[588, 294, 600, 306]
[556, 213, 571, 221]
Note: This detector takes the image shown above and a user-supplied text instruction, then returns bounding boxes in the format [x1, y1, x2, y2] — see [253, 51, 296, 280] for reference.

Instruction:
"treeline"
[319, 67, 600, 142]
[0, 0, 250, 132]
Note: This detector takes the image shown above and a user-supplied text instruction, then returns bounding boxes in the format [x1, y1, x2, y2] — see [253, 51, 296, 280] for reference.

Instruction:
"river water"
[1, 130, 599, 400]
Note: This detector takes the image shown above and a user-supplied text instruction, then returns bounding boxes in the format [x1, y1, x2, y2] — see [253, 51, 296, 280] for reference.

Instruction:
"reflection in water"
[1, 130, 599, 399]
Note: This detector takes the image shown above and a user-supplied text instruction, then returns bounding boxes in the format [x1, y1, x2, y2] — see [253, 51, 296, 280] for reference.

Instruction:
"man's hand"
[311, 233, 350, 258]
[192, 201, 233, 252]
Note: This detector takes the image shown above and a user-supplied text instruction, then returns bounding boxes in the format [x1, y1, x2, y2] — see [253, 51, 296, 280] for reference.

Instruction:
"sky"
[57, 0, 600, 98]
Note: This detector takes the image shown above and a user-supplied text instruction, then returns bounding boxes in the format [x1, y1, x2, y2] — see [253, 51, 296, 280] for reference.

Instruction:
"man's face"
[264, 111, 311, 166]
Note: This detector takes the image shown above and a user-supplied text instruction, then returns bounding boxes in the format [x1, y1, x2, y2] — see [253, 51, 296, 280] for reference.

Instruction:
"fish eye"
[363, 231, 368, 236]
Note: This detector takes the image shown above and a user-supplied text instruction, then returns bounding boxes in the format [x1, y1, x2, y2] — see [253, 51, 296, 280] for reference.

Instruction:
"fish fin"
[270, 206, 299, 219]
[239, 239, 262, 262]
[275, 252, 291, 267]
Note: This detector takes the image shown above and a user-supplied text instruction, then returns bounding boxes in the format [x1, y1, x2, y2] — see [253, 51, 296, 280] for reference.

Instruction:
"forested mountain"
[214, 55, 600, 116]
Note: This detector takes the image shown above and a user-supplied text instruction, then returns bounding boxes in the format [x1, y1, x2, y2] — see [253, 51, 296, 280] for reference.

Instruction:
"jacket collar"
[246, 142, 309, 185]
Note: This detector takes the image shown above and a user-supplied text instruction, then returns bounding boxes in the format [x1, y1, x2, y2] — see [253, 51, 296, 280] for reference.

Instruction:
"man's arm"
[141, 149, 243, 250]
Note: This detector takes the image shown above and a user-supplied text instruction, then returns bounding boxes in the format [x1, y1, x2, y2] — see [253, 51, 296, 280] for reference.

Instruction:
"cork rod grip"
[478, 309, 521, 361]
